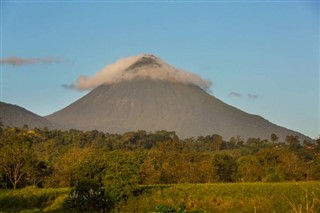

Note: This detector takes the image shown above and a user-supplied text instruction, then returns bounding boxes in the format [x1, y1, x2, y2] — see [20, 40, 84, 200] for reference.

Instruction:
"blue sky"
[1, 1, 319, 138]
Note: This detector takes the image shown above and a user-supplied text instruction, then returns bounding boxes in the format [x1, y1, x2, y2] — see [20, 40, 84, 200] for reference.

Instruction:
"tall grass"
[0, 187, 69, 212]
[0, 182, 319, 212]
[121, 182, 320, 213]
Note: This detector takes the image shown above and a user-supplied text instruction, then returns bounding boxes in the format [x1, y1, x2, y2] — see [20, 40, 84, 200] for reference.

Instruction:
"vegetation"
[0, 126, 319, 212]
[0, 182, 319, 212]
[65, 180, 114, 212]
[0, 187, 69, 212]
[123, 182, 320, 213]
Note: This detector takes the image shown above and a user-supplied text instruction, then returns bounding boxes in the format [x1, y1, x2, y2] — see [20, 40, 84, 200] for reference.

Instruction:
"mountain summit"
[124, 54, 162, 71]
[47, 55, 309, 140]
[72, 54, 212, 91]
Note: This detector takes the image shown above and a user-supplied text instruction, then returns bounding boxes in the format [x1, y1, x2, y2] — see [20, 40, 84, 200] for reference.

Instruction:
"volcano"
[46, 54, 308, 140]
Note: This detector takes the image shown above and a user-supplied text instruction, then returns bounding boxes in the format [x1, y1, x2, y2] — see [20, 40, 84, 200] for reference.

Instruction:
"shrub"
[155, 203, 187, 213]
[65, 180, 114, 212]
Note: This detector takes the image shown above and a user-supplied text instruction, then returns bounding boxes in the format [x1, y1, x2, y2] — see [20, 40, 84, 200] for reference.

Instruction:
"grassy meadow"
[122, 182, 320, 213]
[0, 187, 69, 213]
[0, 182, 320, 213]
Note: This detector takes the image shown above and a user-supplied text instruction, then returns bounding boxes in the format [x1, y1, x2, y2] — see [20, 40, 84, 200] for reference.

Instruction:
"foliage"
[46, 147, 107, 187]
[0, 126, 319, 190]
[1, 182, 320, 212]
[0, 128, 39, 188]
[103, 150, 144, 202]
[141, 142, 214, 184]
[120, 182, 320, 213]
[213, 153, 238, 182]
[65, 180, 114, 213]
[155, 203, 187, 213]
[2, 126, 320, 213]
[238, 155, 263, 181]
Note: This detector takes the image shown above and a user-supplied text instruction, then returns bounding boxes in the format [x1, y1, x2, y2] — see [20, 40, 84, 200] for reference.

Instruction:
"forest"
[0, 126, 320, 212]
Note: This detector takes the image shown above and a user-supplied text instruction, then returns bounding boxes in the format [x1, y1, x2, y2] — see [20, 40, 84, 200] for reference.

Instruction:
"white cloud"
[67, 54, 212, 91]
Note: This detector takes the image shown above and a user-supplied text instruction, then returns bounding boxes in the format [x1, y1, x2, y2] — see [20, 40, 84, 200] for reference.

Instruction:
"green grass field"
[0, 182, 320, 213]
[123, 182, 320, 213]
[0, 187, 69, 213]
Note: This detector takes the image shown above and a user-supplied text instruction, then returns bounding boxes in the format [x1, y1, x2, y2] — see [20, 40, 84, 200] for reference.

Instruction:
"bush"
[155, 203, 187, 213]
[65, 180, 114, 212]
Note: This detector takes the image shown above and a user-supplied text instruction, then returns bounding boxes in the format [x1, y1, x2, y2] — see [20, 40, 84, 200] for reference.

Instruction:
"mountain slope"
[46, 79, 307, 140]
[0, 101, 57, 129]
[46, 54, 310, 140]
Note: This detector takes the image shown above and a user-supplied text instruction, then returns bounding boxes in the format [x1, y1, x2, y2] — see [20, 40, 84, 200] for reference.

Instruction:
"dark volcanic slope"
[46, 79, 308, 140]
[0, 101, 57, 129]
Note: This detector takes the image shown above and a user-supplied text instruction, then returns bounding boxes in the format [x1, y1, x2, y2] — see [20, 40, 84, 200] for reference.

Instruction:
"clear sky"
[1, 1, 319, 139]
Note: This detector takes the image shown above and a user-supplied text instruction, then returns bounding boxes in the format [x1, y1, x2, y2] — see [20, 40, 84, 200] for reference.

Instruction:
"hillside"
[0, 101, 58, 129]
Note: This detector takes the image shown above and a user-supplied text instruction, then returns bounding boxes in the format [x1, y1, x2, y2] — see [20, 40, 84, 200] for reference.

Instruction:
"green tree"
[270, 133, 279, 143]
[238, 155, 263, 182]
[140, 153, 162, 184]
[103, 150, 145, 202]
[308, 156, 320, 180]
[212, 134, 223, 151]
[277, 150, 304, 181]
[315, 137, 320, 153]
[256, 148, 282, 181]
[47, 147, 107, 187]
[0, 129, 36, 189]
[285, 135, 301, 150]
[213, 153, 238, 182]
[25, 161, 49, 187]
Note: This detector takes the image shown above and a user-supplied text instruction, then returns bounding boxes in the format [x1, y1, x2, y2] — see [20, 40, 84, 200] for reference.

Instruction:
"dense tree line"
[0, 126, 319, 190]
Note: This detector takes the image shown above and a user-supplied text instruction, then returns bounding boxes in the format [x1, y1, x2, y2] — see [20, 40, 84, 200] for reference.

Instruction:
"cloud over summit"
[67, 54, 212, 91]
